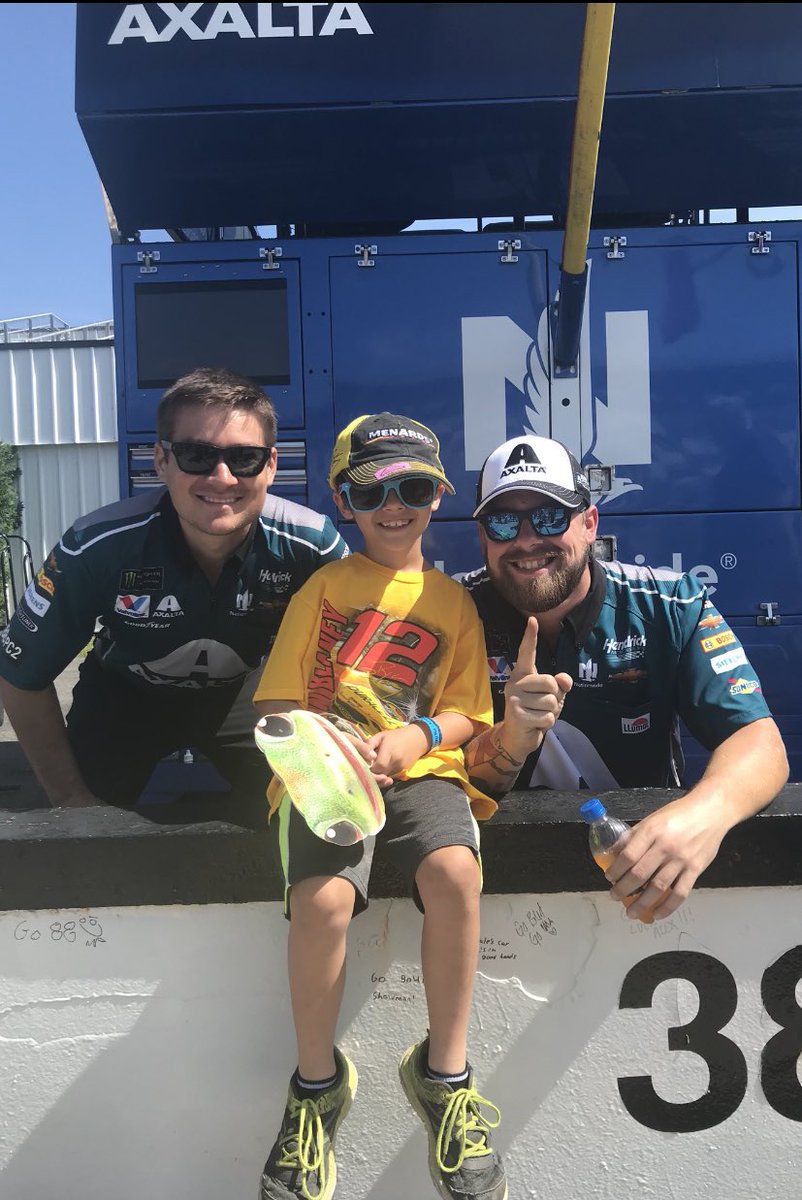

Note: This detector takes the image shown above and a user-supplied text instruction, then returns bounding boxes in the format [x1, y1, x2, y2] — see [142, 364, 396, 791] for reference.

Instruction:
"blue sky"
[0, 4, 113, 326]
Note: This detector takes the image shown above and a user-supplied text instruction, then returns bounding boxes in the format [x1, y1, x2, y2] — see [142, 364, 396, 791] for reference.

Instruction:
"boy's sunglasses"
[339, 475, 437, 513]
[479, 504, 580, 541]
[160, 439, 271, 478]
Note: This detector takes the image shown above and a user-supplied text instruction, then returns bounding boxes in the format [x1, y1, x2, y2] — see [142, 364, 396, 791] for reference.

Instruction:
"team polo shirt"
[460, 558, 771, 790]
[0, 488, 348, 693]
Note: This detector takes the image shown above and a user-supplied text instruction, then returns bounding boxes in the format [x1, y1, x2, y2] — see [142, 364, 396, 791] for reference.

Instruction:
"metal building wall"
[16, 442, 120, 570]
[0, 343, 119, 601]
[0, 343, 117, 446]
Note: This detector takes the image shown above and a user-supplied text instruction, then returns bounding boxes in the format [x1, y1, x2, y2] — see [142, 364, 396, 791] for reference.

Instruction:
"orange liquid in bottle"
[592, 848, 655, 925]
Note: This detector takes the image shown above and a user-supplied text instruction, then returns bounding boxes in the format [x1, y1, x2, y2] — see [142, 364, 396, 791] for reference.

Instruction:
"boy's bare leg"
[416, 845, 481, 1073]
[287, 875, 355, 1079]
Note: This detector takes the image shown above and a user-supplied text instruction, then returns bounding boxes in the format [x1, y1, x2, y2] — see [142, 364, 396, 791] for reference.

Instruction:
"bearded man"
[462, 435, 788, 921]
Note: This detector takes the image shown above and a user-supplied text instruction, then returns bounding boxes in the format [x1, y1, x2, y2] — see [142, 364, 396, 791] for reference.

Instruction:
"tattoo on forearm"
[467, 728, 525, 779]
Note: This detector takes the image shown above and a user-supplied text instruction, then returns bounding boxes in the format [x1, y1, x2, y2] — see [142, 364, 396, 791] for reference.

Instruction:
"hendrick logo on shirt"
[115, 593, 151, 619]
[622, 713, 650, 734]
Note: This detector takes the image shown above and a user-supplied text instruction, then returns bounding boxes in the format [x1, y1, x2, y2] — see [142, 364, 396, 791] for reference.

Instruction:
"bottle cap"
[579, 797, 605, 823]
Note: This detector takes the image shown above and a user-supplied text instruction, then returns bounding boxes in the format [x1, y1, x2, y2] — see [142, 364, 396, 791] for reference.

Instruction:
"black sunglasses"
[339, 476, 438, 512]
[160, 440, 272, 478]
[480, 504, 581, 541]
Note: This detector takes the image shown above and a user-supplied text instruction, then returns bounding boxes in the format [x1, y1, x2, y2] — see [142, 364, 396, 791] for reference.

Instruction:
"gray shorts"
[271, 775, 481, 917]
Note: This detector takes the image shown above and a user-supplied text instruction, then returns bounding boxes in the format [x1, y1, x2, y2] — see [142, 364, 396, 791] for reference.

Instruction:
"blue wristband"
[413, 716, 442, 750]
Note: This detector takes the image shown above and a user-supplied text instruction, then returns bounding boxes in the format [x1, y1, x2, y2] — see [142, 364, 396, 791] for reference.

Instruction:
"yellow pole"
[554, 3, 615, 369]
[562, 3, 616, 276]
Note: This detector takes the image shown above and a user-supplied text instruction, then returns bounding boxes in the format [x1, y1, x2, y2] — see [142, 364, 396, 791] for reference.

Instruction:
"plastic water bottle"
[579, 797, 655, 924]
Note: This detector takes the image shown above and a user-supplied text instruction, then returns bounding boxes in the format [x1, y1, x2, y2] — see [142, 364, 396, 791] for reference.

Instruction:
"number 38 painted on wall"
[618, 947, 802, 1131]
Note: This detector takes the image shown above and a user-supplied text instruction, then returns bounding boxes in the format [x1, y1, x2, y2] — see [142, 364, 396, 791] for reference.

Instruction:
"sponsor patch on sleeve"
[700, 630, 736, 653]
[709, 647, 748, 674]
[23, 581, 50, 618]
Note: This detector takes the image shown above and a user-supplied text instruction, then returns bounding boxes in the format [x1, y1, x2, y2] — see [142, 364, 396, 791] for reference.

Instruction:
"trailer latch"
[603, 235, 627, 260]
[355, 244, 377, 268]
[260, 246, 283, 270]
[498, 239, 521, 264]
[137, 250, 160, 274]
[748, 231, 771, 255]
[757, 602, 781, 626]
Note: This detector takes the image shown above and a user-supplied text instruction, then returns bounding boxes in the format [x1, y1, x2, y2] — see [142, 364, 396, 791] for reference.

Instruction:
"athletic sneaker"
[399, 1036, 507, 1200]
[259, 1047, 357, 1200]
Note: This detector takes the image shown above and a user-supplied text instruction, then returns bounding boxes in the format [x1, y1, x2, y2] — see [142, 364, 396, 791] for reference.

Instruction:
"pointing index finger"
[512, 615, 539, 678]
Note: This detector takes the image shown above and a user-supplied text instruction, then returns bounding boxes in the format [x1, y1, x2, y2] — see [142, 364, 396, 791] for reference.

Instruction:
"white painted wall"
[1, 888, 799, 1200]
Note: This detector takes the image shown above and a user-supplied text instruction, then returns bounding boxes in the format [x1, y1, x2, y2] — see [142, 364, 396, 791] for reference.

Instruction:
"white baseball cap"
[473, 435, 591, 517]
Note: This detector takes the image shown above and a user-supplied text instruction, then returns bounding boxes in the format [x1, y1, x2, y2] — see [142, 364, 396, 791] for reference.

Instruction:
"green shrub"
[0, 442, 23, 628]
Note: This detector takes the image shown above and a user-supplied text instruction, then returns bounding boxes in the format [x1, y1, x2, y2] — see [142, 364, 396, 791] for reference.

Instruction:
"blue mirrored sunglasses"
[339, 475, 438, 513]
[480, 504, 580, 541]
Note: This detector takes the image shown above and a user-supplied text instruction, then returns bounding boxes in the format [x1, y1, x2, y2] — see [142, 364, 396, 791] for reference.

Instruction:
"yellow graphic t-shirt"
[254, 553, 496, 817]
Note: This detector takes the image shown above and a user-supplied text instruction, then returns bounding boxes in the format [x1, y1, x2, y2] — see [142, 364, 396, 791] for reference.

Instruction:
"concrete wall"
[1, 789, 801, 1200]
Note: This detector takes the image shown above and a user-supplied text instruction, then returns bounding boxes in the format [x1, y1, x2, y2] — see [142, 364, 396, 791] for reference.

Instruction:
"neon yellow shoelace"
[276, 1096, 328, 1200]
[435, 1086, 502, 1175]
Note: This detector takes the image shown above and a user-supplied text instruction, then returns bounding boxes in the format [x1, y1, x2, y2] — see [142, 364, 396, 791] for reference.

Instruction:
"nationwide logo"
[499, 442, 546, 481]
[109, 3, 374, 44]
[622, 714, 650, 735]
[728, 677, 761, 696]
[709, 648, 747, 675]
[578, 659, 598, 682]
[23, 581, 50, 618]
[700, 630, 736, 653]
[114, 593, 151, 619]
[234, 589, 253, 613]
[487, 656, 511, 682]
[154, 595, 184, 616]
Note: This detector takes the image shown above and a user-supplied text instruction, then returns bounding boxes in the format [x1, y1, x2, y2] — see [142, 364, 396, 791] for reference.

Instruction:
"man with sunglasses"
[0, 367, 348, 808]
[462, 434, 788, 922]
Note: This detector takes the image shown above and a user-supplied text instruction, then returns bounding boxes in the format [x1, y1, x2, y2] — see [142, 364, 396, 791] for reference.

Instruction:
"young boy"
[253, 413, 507, 1200]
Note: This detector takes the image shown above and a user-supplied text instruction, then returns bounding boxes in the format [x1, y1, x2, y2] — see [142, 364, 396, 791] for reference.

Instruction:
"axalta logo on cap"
[499, 463, 547, 479]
